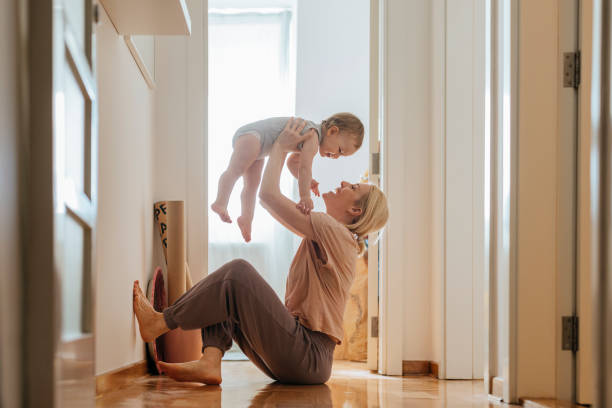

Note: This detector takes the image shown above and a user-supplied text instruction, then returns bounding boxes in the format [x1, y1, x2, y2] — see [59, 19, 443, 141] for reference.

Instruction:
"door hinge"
[563, 51, 581, 89]
[371, 316, 379, 338]
[562, 316, 579, 352]
[371, 152, 380, 176]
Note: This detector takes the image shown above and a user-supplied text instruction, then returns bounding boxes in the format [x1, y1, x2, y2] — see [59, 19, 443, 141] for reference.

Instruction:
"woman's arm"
[259, 120, 315, 239]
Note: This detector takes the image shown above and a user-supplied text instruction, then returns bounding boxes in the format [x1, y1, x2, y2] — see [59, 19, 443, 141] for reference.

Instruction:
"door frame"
[486, 0, 582, 403]
[367, 0, 381, 372]
[369, 0, 405, 376]
[590, 0, 612, 404]
[24, 0, 57, 405]
[577, 0, 595, 404]
[486, 0, 519, 402]
[371, 0, 487, 377]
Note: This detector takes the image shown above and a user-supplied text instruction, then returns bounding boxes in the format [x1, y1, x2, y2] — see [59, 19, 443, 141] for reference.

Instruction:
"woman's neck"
[326, 207, 352, 226]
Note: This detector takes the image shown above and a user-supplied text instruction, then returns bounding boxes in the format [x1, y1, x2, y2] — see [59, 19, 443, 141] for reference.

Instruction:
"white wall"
[95, 0, 207, 376]
[295, 0, 370, 199]
[95, 6, 156, 375]
[0, 0, 22, 405]
[154, 0, 207, 283]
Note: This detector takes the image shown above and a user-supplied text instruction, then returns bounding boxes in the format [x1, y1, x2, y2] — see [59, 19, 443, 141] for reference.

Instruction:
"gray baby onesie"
[232, 117, 323, 160]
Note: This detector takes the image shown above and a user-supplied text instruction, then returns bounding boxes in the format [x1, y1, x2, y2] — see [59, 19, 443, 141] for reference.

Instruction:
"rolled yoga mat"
[154, 201, 202, 363]
[146, 267, 166, 374]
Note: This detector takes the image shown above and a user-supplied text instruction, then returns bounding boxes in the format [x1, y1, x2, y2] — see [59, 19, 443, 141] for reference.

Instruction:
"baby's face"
[319, 131, 359, 159]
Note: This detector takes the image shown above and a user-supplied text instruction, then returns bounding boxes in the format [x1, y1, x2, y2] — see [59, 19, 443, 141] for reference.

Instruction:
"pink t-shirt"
[285, 212, 358, 344]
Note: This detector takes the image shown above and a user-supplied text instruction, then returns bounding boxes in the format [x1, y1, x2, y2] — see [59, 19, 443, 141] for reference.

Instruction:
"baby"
[211, 113, 365, 242]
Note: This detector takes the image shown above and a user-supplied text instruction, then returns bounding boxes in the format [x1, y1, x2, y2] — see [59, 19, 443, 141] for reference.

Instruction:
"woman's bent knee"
[224, 258, 259, 280]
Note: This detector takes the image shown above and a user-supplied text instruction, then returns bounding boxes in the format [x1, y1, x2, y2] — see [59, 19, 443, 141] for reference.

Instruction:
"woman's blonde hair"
[322, 112, 365, 149]
[346, 185, 389, 256]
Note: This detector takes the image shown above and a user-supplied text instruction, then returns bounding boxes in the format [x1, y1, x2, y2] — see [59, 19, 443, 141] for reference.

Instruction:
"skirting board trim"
[402, 360, 439, 377]
[520, 399, 580, 407]
[96, 360, 148, 396]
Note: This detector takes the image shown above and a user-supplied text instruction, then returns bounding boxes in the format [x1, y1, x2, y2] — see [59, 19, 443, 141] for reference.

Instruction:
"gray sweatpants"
[162, 259, 336, 384]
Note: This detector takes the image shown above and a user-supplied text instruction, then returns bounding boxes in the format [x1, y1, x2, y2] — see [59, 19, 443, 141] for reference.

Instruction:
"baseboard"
[402, 360, 439, 377]
[430, 361, 439, 377]
[520, 398, 580, 408]
[96, 360, 148, 396]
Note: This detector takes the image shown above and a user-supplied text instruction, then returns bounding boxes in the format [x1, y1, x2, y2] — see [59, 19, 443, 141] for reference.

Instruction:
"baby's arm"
[296, 132, 319, 214]
[287, 152, 301, 179]
[288, 151, 320, 198]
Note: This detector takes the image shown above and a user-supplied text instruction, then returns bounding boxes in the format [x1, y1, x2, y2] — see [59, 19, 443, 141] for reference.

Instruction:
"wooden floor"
[96, 360, 507, 407]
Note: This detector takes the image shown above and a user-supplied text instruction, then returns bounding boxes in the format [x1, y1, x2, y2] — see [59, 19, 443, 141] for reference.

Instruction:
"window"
[208, 4, 297, 301]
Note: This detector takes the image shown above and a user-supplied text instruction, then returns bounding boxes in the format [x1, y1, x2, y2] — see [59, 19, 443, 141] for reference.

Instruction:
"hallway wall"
[153, 0, 207, 283]
[295, 0, 370, 200]
[95, 6, 156, 375]
[95, 0, 207, 376]
[0, 0, 23, 405]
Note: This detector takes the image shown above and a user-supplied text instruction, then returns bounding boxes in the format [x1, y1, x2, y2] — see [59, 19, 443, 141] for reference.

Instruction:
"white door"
[24, 0, 98, 406]
[54, 0, 98, 406]
[557, 0, 580, 403]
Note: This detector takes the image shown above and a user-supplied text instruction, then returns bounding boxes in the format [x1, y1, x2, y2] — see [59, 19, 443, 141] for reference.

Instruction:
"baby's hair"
[322, 112, 365, 149]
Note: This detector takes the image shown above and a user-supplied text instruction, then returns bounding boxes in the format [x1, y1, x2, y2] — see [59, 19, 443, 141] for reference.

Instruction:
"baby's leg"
[211, 134, 261, 223]
[237, 159, 264, 242]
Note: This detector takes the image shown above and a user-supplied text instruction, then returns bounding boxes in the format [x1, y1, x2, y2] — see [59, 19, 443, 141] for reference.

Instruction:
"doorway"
[206, 0, 371, 361]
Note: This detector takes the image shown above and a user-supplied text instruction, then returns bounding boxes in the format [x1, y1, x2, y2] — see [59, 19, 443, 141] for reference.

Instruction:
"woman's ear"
[348, 206, 363, 219]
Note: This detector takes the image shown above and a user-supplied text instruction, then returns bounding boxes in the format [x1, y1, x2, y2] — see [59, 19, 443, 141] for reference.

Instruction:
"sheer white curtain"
[208, 6, 298, 300]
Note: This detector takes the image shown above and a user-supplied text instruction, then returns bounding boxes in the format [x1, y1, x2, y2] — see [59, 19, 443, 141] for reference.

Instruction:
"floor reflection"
[249, 383, 332, 407]
[96, 361, 504, 407]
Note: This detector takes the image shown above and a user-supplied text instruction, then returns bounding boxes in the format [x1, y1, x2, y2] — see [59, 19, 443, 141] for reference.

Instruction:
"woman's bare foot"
[133, 281, 168, 342]
[158, 348, 223, 385]
[211, 202, 232, 223]
[237, 215, 252, 242]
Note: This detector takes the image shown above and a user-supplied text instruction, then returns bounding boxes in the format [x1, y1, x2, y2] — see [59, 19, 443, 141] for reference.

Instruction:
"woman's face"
[322, 181, 371, 223]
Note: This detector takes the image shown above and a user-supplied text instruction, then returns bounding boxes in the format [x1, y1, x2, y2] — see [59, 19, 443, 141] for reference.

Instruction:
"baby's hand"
[310, 179, 320, 197]
[297, 197, 314, 214]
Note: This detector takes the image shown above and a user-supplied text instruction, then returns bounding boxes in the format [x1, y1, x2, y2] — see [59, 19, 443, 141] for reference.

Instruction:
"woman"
[132, 118, 389, 385]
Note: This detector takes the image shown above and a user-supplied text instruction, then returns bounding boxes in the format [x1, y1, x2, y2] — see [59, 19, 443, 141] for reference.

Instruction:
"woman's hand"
[297, 197, 314, 215]
[276, 117, 310, 152]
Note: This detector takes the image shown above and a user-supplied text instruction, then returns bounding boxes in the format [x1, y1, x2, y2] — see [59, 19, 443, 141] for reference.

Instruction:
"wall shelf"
[99, 0, 191, 35]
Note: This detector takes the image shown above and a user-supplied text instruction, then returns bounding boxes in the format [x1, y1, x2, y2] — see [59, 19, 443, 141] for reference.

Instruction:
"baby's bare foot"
[237, 215, 252, 242]
[211, 202, 232, 223]
[133, 281, 166, 342]
[158, 358, 222, 385]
